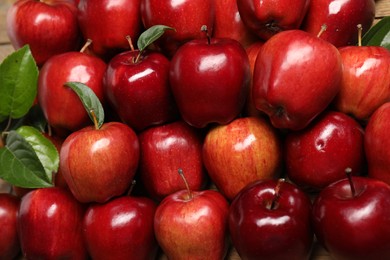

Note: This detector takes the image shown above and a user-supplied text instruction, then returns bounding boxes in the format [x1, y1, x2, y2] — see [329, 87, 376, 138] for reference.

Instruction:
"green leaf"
[0, 45, 39, 122]
[137, 25, 175, 52]
[16, 126, 59, 182]
[0, 131, 53, 188]
[361, 16, 390, 50]
[65, 82, 105, 129]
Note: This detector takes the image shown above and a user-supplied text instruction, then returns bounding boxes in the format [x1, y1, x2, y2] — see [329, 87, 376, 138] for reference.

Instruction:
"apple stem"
[80, 39, 93, 53]
[178, 168, 193, 200]
[90, 109, 100, 130]
[201, 25, 211, 45]
[126, 180, 137, 196]
[357, 24, 363, 47]
[317, 24, 327, 38]
[126, 35, 142, 64]
[270, 178, 285, 210]
[345, 167, 356, 198]
[126, 35, 135, 52]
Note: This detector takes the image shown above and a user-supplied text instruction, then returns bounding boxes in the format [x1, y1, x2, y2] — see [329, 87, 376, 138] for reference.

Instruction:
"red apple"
[104, 49, 179, 132]
[203, 117, 282, 200]
[302, 0, 376, 47]
[38, 50, 107, 135]
[77, 0, 142, 59]
[0, 193, 20, 260]
[138, 121, 207, 201]
[237, 0, 310, 40]
[83, 195, 158, 260]
[285, 111, 365, 191]
[365, 102, 390, 185]
[229, 179, 314, 260]
[333, 45, 390, 122]
[6, 0, 81, 66]
[140, 0, 215, 56]
[252, 29, 342, 130]
[312, 175, 390, 259]
[18, 187, 87, 259]
[60, 122, 140, 203]
[169, 33, 251, 128]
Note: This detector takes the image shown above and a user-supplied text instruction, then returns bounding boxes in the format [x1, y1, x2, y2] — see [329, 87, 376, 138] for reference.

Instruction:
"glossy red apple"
[38, 49, 107, 135]
[203, 117, 282, 200]
[0, 193, 20, 260]
[252, 29, 342, 130]
[229, 179, 314, 260]
[285, 111, 365, 191]
[140, 0, 215, 56]
[6, 0, 81, 66]
[237, 0, 310, 40]
[77, 0, 142, 59]
[83, 195, 158, 260]
[365, 102, 390, 185]
[302, 0, 376, 47]
[18, 187, 87, 259]
[60, 122, 140, 203]
[312, 175, 390, 259]
[169, 33, 251, 128]
[138, 121, 207, 201]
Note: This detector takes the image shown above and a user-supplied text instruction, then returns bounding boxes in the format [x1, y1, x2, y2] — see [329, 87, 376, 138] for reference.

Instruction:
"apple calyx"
[265, 20, 282, 34]
[178, 168, 193, 201]
[345, 167, 356, 198]
[317, 24, 328, 38]
[267, 178, 286, 210]
[80, 39, 93, 53]
[201, 25, 211, 45]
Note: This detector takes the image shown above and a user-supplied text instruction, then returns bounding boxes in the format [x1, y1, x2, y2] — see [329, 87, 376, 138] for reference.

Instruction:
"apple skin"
[104, 50, 179, 132]
[154, 189, 230, 260]
[364, 102, 390, 185]
[302, 0, 376, 47]
[140, 0, 215, 57]
[60, 122, 140, 203]
[237, 0, 310, 40]
[252, 29, 342, 130]
[138, 121, 207, 201]
[333, 46, 390, 122]
[38, 51, 107, 135]
[0, 193, 20, 260]
[18, 187, 87, 259]
[83, 196, 158, 260]
[169, 37, 251, 128]
[312, 176, 390, 260]
[203, 117, 282, 200]
[229, 179, 314, 260]
[77, 0, 142, 59]
[6, 0, 81, 66]
[285, 111, 365, 192]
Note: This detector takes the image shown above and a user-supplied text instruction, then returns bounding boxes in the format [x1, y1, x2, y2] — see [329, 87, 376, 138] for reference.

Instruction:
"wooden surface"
[1, 1, 390, 259]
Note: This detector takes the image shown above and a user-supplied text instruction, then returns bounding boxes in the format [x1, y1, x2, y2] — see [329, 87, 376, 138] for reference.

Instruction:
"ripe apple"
[60, 122, 140, 203]
[154, 174, 230, 259]
[203, 117, 282, 200]
[140, 0, 215, 56]
[77, 0, 142, 59]
[312, 175, 390, 259]
[18, 187, 87, 259]
[364, 102, 390, 185]
[252, 29, 342, 130]
[0, 193, 20, 260]
[38, 49, 107, 135]
[285, 111, 365, 191]
[229, 179, 314, 259]
[237, 0, 310, 40]
[6, 0, 81, 66]
[333, 45, 390, 122]
[83, 195, 158, 260]
[138, 121, 207, 201]
[302, 0, 376, 47]
[169, 33, 251, 128]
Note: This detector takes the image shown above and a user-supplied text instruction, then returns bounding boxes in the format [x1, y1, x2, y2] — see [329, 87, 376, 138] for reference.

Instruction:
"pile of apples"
[2, 0, 390, 259]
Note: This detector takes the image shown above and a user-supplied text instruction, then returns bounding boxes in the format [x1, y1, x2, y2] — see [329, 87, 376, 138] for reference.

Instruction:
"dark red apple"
[83, 195, 158, 260]
[0, 193, 20, 260]
[60, 122, 140, 203]
[285, 111, 365, 191]
[18, 187, 87, 259]
[229, 179, 314, 260]
[6, 0, 81, 66]
[252, 29, 342, 130]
